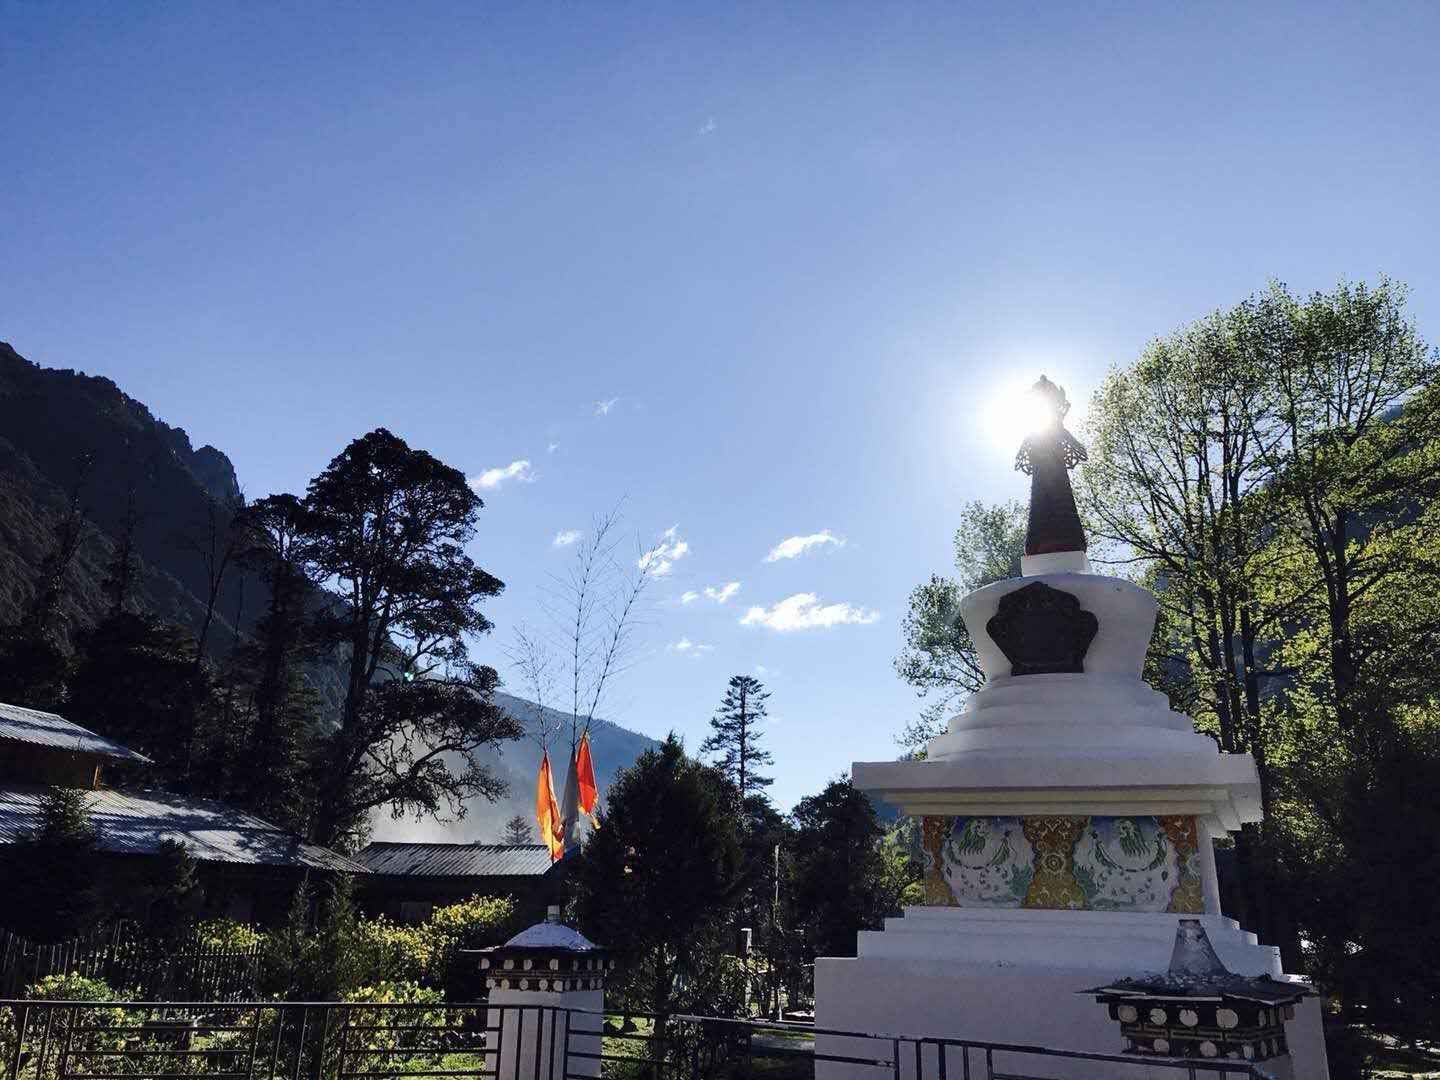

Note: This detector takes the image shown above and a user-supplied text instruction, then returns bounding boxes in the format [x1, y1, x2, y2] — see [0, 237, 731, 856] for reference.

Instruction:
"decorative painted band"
[920, 813, 1204, 913]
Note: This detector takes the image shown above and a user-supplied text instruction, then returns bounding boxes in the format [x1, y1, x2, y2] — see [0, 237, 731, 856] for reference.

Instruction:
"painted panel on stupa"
[920, 814, 1203, 913]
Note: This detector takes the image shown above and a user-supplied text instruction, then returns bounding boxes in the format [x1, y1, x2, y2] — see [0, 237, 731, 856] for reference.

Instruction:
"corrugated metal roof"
[0, 701, 151, 764]
[0, 784, 366, 874]
[355, 842, 553, 878]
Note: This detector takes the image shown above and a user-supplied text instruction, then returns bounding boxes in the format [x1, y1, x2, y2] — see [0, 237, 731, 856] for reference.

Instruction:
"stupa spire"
[1016, 375, 1088, 559]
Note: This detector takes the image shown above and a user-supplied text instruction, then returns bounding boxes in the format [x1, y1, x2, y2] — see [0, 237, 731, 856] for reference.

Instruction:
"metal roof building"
[0, 783, 367, 874]
[355, 842, 553, 878]
[354, 842, 559, 925]
[0, 701, 151, 764]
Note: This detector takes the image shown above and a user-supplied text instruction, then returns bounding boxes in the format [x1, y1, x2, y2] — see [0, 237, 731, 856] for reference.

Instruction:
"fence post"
[476, 914, 610, 1080]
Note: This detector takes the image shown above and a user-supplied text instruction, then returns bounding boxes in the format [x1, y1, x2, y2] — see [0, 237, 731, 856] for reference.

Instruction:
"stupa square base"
[814, 910, 1328, 1079]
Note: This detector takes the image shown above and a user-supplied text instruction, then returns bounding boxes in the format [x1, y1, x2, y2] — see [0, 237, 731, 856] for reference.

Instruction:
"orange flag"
[536, 750, 563, 861]
[576, 732, 599, 824]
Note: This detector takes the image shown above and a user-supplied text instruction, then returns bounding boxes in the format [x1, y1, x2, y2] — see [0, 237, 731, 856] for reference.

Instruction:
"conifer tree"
[501, 814, 534, 845]
[0, 787, 101, 943]
[700, 675, 774, 800]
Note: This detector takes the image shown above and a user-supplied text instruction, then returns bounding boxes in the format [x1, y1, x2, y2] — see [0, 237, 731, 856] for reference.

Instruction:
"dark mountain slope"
[0, 341, 663, 840]
[0, 341, 249, 652]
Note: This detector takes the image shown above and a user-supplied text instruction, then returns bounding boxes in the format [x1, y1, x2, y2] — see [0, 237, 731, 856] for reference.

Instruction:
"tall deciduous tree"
[700, 675, 774, 799]
[1259, 278, 1440, 736]
[1081, 276, 1440, 987]
[894, 500, 1025, 750]
[301, 429, 521, 849]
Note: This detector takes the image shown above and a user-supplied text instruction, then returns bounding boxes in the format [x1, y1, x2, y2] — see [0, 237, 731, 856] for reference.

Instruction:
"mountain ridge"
[0, 340, 662, 840]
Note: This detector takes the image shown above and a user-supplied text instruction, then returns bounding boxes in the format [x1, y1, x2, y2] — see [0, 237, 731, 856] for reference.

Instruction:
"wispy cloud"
[639, 525, 689, 577]
[553, 529, 583, 548]
[547, 442, 560, 454]
[594, 397, 620, 416]
[764, 530, 845, 563]
[667, 636, 714, 657]
[740, 593, 879, 632]
[704, 582, 741, 603]
[697, 117, 717, 136]
[681, 581, 741, 605]
[470, 459, 534, 491]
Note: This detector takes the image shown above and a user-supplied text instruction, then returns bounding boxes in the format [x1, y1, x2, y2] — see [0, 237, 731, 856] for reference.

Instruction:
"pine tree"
[700, 675, 774, 799]
[501, 814, 534, 845]
[0, 787, 101, 943]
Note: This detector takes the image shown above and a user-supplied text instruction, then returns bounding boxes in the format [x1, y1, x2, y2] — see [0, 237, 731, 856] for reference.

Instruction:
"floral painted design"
[921, 814, 1206, 913]
[940, 816, 1035, 908]
[1072, 816, 1178, 911]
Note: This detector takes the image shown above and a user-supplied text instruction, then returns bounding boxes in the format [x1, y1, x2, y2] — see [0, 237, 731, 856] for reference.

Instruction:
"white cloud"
[553, 529, 583, 548]
[667, 636, 714, 657]
[754, 664, 770, 676]
[470, 459, 534, 491]
[639, 525, 689, 577]
[740, 593, 879, 632]
[764, 530, 845, 562]
[547, 442, 560, 454]
[697, 117, 717, 136]
[704, 581, 741, 603]
[680, 591, 700, 604]
[594, 397, 620, 416]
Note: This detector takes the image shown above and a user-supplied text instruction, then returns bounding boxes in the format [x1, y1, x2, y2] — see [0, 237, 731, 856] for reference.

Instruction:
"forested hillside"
[0, 341, 657, 841]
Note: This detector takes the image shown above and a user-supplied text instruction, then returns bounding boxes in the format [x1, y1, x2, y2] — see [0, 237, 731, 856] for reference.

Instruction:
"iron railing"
[0, 929, 261, 1000]
[0, 1000, 1279, 1080]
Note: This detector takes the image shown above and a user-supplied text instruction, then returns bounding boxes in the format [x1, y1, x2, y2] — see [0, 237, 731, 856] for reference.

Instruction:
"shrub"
[193, 918, 265, 951]
[0, 974, 129, 1076]
[340, 981, 452, 1070]
[25, 972, 124, 1001]
[353, 916, 435, 984]
[423, 894, 516, 951]
[420, 894, 516, 997]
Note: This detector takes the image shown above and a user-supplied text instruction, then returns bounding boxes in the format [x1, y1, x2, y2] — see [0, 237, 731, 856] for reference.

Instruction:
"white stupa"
[815, 377, 1330, 1079]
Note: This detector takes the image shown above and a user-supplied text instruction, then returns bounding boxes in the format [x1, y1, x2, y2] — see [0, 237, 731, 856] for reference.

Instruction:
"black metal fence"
[0, 929, 261, 1001]
[0, 1000, 1280, 1080]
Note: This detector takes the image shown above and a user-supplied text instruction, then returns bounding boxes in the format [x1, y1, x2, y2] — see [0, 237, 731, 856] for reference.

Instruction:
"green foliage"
[300, 428, 519, 850]
[69, 610, 204, 781]
[786, 779, 899, 960]
[258, 882, 516, 1000]
[0, 787, 101, 943]
[573, 735, 744, 1020]
[700, 675, 774, 798]
[193, 918, 266, 951]
[894, 501, 1025, 750]
[501, 813, 534, 845]
[138, 839, 202, 939]
[350, 894, 516, 996]
[1080, 274, 1440, 1031]
[24, 972, 123, 1001]
[424, 893, 516, 951]
[0, 974, 129, 1070]
[340, 982, 452, 1074]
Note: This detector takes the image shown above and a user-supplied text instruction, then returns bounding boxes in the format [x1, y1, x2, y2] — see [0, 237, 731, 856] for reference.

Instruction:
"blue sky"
[3, 3, 1439, 812]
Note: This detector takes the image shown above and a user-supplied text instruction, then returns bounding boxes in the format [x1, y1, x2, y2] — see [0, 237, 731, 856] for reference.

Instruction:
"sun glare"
[981, 376, 1057, 454]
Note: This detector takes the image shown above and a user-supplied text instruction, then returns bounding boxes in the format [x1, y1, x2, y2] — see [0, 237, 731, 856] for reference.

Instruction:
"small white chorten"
[815, 376, 1330, 1079]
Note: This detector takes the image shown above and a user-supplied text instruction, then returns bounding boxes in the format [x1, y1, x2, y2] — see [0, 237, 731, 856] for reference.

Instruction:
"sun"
[980, 375, 1059, 455]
